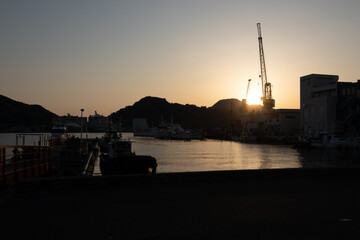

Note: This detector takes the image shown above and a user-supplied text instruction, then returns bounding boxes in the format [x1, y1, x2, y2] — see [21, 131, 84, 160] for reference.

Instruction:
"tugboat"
[100, 137, 157, 175]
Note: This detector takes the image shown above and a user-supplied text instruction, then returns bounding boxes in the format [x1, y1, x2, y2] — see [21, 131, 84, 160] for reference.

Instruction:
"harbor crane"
[257, 23, 275, 110]
[246, 79, 251, 103]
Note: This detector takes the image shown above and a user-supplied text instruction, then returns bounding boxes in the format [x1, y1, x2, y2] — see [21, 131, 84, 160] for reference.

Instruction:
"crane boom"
[246, 79, 251, 102]
[257, 23, 267, 98]
[257, 23, 274, 110]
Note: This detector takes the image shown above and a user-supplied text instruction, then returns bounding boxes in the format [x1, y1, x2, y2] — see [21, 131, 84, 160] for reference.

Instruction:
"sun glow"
[246, 91, 263, 105]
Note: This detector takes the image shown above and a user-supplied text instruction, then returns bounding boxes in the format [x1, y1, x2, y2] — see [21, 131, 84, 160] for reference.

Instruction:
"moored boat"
[100, 138, 157, 175]
[294, 133, 360, 149]
[50, 126, 68, 142]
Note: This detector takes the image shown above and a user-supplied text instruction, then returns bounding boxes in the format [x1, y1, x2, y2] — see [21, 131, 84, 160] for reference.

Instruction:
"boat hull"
[100, 154, 157, 175]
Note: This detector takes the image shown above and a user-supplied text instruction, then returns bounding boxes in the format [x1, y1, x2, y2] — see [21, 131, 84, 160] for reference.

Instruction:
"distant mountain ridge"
[0, 94, 57, 132]
[110, 96, 248, 130]
[0, 94, 260, 132]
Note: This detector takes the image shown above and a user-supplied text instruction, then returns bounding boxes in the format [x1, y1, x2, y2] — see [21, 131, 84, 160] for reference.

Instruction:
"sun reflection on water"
[132, 136, 302, 173]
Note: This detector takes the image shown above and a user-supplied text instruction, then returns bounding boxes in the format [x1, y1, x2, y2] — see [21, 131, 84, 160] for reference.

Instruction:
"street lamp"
[81, 109, 84, 142]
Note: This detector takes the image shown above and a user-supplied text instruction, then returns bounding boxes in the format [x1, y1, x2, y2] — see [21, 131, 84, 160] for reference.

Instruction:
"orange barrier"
[0, 145, 51, 185]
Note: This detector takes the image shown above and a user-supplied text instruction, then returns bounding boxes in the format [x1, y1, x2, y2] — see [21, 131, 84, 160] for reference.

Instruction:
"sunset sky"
[1, 0, 360, 116]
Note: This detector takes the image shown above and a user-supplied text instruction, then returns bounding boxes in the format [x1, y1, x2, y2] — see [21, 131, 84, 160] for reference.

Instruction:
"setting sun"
[246, 91, 263, 105]
[244, 81, 263, 105]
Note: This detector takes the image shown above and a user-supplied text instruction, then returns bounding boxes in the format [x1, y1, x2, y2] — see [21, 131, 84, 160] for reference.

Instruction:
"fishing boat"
[100, 138, 157, 175]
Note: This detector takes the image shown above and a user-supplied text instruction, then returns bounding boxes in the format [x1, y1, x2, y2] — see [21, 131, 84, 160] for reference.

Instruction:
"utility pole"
[81, 108, 84, 143]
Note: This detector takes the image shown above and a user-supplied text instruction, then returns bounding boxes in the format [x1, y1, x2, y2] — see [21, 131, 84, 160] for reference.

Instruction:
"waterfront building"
[88, 111, 109, 132]
[242, 109, 300, 136]
[337, 80, 360, 136]
[300, 74, 360, 137]
[52, 114, 87, 132]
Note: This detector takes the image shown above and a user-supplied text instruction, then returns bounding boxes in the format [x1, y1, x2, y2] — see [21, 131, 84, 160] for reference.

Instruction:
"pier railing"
[0, 145, 51, 185]
[15, 134, 62, 148]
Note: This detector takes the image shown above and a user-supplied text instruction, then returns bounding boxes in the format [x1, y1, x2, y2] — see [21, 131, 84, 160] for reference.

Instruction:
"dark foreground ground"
[1, 168, 360, 240]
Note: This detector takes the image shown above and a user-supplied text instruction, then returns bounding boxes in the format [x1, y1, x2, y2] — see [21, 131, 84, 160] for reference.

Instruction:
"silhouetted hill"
[211, 98, 263, 111]
[211, 98, 246, 111]
[110, 96, 248, 130]
[0, 95, 57, 132]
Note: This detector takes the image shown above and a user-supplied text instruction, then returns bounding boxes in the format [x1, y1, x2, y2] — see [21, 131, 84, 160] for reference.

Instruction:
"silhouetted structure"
[337, 80, 360, 136]
[257, 23, 275, 110]
[300, 74, 360, 137]
[239, 109, 300, 137]
[53, 114, 87, 132]
[88, 111, 109, 132]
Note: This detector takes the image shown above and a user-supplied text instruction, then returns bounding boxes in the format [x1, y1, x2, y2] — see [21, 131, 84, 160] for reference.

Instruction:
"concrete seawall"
[2, 168, 360, 239]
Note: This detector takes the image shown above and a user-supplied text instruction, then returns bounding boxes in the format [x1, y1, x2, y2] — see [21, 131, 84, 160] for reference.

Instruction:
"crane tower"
[257, 23, 275, 110]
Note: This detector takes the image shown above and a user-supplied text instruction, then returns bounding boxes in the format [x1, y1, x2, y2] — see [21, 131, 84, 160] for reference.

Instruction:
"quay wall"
[11, 167, 360, 192]
[2, 168, 360, 239]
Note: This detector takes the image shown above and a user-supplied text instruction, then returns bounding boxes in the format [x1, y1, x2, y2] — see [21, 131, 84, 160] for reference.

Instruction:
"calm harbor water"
[1, 132, 360, 173]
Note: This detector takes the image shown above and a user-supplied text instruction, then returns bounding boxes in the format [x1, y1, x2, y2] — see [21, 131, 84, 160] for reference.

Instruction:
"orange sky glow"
[1, 1, 360, 116]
